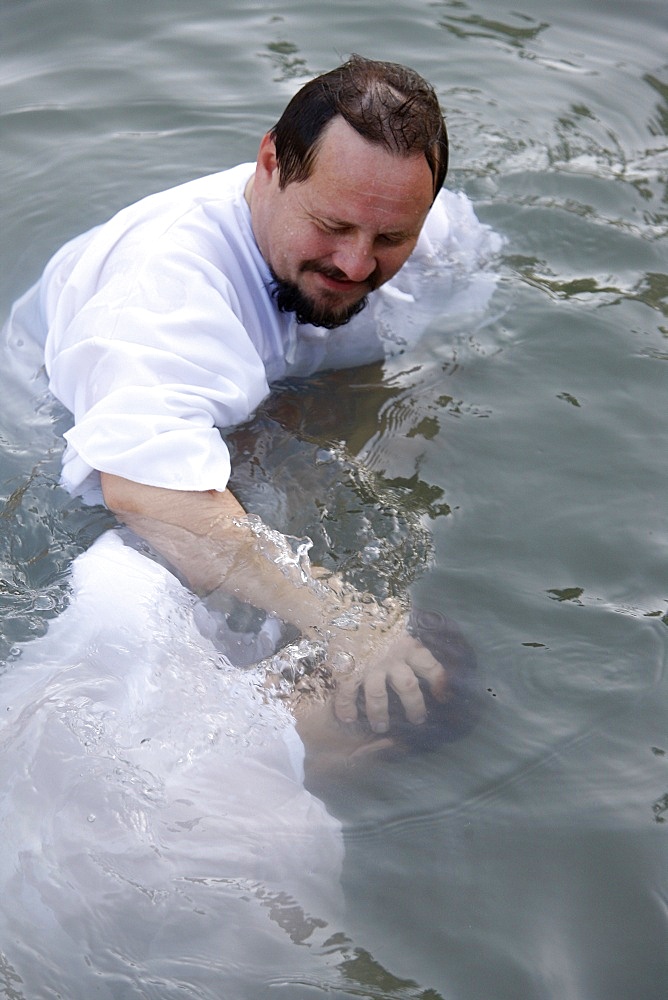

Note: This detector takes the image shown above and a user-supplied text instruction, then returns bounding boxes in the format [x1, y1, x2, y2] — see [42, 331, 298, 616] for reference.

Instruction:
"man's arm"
[101, 472, 448, 734]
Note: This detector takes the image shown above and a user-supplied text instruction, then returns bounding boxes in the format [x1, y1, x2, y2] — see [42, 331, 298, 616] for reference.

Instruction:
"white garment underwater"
[0, 531, 345, 999]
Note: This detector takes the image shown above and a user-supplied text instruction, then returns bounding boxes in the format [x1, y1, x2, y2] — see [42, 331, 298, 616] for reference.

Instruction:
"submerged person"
[5, 54, 500, 736]
[0, 527, 475, 998]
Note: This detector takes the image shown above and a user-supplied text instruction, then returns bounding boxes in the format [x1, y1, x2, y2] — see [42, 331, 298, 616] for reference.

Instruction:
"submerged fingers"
[362, 667, 393, 734]
[363, 658, 429, 733]
[404, 637, 450, 701]
[386, 662, 428, 725]
[331, 637, 449, 734]
[333, 672, 361, 725]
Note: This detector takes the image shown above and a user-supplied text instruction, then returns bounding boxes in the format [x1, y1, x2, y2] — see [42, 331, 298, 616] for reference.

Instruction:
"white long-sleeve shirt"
[31, 162, 501, 495]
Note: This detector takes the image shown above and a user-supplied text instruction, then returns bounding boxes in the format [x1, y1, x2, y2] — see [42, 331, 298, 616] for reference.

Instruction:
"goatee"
[269, 269, 369, 330]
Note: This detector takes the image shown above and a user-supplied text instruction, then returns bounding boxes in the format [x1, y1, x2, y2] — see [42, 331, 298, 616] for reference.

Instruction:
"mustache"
[300, 260, 380, 291]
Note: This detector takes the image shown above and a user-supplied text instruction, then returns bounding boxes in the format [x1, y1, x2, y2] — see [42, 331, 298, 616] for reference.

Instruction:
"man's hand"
[325, 598, 449, 734]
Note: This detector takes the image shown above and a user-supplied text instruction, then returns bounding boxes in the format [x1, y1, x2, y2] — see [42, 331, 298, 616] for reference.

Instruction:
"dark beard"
[269, 269, 369, 330]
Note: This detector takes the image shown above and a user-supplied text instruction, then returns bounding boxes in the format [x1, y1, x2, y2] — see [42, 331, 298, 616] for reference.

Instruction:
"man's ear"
[255, 132, 279, 186]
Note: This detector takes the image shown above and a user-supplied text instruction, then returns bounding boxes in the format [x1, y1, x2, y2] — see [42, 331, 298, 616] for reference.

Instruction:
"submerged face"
[292, 696, 397, 771]
[248, 116, 435, 329]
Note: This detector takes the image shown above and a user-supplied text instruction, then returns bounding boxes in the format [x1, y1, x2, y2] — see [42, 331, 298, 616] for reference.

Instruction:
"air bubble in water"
[33, 595, 56, 612]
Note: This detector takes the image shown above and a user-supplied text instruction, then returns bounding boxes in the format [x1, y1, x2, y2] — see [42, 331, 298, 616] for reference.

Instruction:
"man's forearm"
[100, 473, 447, 734]
[100, 472, 340, 637]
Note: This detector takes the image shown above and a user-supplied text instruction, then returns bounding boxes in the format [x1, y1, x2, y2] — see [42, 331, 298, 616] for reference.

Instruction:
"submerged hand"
[327, 602, 449, 734]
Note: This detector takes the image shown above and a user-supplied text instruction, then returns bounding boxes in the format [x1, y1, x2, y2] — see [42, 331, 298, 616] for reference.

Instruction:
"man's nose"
[331, 235, 376, 283]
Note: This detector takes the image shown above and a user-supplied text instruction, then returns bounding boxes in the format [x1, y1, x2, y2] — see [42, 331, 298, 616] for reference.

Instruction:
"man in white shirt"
[18, 55, 496, 736]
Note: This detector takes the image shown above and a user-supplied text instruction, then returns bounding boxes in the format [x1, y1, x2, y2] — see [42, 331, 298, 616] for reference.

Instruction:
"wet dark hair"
[270, 54, 449, 201]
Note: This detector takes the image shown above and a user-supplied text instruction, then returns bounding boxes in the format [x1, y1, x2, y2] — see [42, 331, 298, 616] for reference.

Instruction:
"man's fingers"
[405, 638, 450, 701]
[331, 633, 449, 734]
[387, 662, 427, 725]
[365, 659, 429, 732]
[363, 668, 391, 734]
[333, 672, 360, 725]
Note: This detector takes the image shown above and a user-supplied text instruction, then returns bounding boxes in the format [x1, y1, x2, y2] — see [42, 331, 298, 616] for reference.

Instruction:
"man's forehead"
[306, 117, 433, 204]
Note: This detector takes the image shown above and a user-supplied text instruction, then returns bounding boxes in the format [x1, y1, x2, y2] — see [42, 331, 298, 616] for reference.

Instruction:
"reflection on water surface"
[1, 0, 667, 997]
